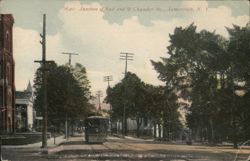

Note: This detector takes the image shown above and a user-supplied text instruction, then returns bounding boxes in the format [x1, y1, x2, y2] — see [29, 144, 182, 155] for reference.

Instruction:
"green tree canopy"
[106, 72, 182, 138]
[33, 63, 94, 130]
[151, 23, 250, 147]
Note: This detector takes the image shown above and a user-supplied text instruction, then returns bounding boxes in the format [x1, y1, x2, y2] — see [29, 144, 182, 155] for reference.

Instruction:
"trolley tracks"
[46, 136, 249, 161]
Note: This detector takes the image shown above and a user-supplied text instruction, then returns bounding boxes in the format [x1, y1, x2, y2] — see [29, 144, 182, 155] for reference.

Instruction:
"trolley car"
[84, 116, 109, 143]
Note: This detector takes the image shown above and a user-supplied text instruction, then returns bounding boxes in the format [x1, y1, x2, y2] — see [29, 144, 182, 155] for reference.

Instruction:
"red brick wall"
[0, 14, 15, 134]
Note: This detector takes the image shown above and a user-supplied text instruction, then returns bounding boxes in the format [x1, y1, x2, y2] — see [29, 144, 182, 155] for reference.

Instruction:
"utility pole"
[104, 76, 113, 87]
[96, 90, 103, 110]
[120, 53, 133, 75]
[104, 75, 113, 110]
[34, 14, 54, 153]
[62, 52, 79, 66]
[61, 52, 78, 140]
[104, 75, 113, 134]
[120, 52, 134, 136]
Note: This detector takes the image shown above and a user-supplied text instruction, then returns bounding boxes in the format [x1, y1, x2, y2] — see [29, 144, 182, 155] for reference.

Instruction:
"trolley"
[84, 116, 109, 143]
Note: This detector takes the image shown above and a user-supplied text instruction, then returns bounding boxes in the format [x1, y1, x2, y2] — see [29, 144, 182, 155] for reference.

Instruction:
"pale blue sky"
[0, 0, 249, 105]
[1, 0, 248, 34]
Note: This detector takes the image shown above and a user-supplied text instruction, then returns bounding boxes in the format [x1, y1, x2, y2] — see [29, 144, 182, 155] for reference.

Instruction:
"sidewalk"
[32, 135, 66, 148]
[124, 135, 154, 142]
[111, 134, 154, 142]
[3, 135, 66, 149]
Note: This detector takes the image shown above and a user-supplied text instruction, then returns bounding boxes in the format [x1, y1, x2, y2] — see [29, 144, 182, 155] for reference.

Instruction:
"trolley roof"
[86, 116, 108, 119]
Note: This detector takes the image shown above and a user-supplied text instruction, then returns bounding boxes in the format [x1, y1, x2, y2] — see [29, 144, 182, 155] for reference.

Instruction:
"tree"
[143, 85, 165, 139]
[33, 63, 94, 132]
[150, 57, 183, 141]
[106, 72, 182, 139]
[106, 72, 150, 136]
[72, 63, 92, 100]
[226, 24, 250, 148]
[151, 23, 250, 147]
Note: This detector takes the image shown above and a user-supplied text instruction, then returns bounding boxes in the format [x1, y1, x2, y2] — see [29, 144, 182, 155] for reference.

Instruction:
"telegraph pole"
[61, 52, 78, 140]
[34, 14, 54, 153]
[104, 75, 113, 113]
[120, 53, 133, 75]
[96, 90, 103, 110]
[104, 75, 113, 134]
[104, 75, 113, 87]
[62, 52, 79, 66]
[120, 52, 134, 136]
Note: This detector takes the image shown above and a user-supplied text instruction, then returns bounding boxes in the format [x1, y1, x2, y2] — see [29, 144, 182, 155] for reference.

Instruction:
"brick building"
[0, 14, 15, 133]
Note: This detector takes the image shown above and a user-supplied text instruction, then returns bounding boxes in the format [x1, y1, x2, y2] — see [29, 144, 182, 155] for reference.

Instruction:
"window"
[6, 30, 10, 51]
[0, 87, 2, 105]
[7, 88, 12, 106]
[0, 61, 2, 79]
[0, 29, 2, 48]
[0, 60, 2, 105]
[6, 63, 11, 85]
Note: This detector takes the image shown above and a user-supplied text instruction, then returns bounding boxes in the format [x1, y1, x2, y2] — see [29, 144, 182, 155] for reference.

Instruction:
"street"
[1, 2, 250, 161]
[2, 133, 250, 161]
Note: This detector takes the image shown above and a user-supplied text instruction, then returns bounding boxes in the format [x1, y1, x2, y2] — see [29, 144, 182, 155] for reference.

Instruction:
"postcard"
[0, 0, 249, 160]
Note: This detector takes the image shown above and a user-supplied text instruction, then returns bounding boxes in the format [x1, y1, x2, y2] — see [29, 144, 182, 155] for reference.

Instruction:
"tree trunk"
[153, 123, 156, 138]
[204, 128, 207, 142]
[158, 123, 161, 139]
[200, 127, 203, 143]
[210, 119, 215, 144]
[136, 117, 140, 138]
[125, 116, 128, 136]
[162, 109, 167, 141]
[163, 118, 167, 141]
[71, 123, 74, 136]
[233, 121, 238, 149]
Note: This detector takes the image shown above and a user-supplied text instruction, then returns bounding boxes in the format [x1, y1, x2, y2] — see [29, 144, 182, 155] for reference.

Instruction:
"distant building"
[15, 81, 35, 132]
[113, 118, 154, 137]
[0, 14, 15, 133]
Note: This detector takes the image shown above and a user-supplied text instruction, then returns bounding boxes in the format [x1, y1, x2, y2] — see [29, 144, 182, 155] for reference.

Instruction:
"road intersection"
[2, 134, 250, 161]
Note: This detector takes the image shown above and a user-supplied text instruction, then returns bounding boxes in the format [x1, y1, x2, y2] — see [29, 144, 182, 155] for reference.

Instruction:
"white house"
[15, 81, 34, 132]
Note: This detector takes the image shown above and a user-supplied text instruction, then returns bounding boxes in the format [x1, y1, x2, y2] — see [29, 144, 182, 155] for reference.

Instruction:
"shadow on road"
[63, 140, 85, 145]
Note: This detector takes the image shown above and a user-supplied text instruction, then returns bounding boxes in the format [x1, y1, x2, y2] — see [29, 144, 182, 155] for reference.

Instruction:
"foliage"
[151, 23, 250, 147]
[33, 63, 94, 130]
[106, 72, 182, 138]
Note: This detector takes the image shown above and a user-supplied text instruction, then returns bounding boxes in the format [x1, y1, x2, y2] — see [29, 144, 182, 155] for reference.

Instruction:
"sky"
[0, 0, 249, 107]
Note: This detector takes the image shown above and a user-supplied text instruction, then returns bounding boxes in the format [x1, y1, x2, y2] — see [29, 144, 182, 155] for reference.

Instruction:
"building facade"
[113, 118, 154, 137]
[0, 14, 15, 133]
[16, 82, 34, 132]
